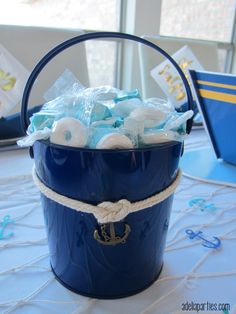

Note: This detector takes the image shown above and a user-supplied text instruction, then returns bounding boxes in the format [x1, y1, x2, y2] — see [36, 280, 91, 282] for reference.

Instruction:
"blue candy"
[114, 88, 140, 103]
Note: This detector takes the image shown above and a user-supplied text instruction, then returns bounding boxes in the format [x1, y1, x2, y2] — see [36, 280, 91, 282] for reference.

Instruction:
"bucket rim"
[35, 139, 182, 154]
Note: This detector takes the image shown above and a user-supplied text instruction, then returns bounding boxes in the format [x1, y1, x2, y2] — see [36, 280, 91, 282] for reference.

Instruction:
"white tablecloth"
[0, 130, 236, 314]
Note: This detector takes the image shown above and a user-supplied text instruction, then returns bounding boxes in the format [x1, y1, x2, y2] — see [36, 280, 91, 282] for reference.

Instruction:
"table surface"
[0, 129, 236, 314]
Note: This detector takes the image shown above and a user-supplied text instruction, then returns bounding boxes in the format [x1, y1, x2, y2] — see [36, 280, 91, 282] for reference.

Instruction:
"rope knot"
[96, 199, 132, 223]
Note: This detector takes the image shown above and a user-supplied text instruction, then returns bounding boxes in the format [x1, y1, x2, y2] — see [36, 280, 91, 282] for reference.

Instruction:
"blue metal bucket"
[21, 32, 193, 299]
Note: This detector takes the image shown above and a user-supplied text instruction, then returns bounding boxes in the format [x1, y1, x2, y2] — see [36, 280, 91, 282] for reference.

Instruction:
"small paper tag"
[150, 45, 204, 108]
[0, 44, 30, 118]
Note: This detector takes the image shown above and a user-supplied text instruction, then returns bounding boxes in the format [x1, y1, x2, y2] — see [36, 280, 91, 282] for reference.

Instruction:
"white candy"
[50, 117, 87, 147]
[141, 131, 176, 145]
[112, 98, 142, 118]
[129, 107, 167, 128]
[94, 86, 119, 101]
[123, 117, 144, 136]
[96, 133, 134, 149]
[145, 97, 174, 113]
[164, 110, 194, 131]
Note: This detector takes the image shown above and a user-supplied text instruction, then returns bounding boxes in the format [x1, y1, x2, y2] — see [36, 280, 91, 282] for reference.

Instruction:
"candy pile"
[18, 84, 193, 149]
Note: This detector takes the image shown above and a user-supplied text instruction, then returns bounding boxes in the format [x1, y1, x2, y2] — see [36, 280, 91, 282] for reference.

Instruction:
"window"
[160, 0, 235, 43]
[1, 0, 121, 87]
[160, 0, 236, 72]
[1, 0, 120, 31]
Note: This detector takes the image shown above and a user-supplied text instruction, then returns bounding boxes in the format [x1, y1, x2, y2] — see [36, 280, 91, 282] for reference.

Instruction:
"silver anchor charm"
[94, 222, 131, 246]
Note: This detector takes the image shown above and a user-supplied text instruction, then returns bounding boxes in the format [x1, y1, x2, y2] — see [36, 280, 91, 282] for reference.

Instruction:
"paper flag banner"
[150, 45, 204, 108]
[0, 44, 30, 118]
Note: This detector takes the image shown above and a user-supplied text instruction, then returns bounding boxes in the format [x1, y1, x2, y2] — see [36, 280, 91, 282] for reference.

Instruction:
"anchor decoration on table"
[185, 229, 221, 249]
[189, 198, 217, 213]
[94, 222, 131, 246]
[0, 215, 14, 240]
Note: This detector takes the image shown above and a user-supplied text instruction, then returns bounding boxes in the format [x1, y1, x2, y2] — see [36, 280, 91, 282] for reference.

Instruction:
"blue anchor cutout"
[185, 229, 221, 249]
[0, 215, 14, 240]
[189, 198, 217, 212]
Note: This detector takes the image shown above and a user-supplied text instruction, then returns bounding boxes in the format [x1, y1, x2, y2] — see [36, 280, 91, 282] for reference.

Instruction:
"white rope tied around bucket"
[32, 166, 182, 224]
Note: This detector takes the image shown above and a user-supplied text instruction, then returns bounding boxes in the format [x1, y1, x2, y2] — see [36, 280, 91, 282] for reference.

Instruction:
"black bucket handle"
[21, 31, 194, 135]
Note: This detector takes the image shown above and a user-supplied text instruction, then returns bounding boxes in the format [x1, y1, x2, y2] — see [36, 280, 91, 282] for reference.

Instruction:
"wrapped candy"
[50, 117, 88, 148]
[18, 84, 193, 149]
[96, 133, 134, 149]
